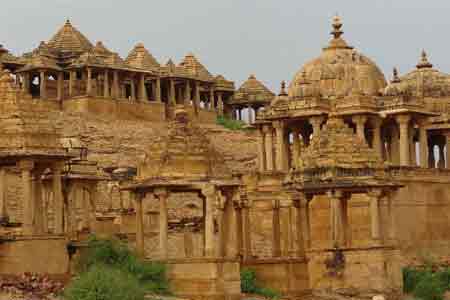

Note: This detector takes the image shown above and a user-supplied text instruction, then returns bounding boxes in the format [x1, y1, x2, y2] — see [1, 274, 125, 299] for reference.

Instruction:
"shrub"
[216, 116, 247, 130]
[413, 272, 446, 300]
[73, 235, 169, 295]
[403, 267, 428, 293]
[64, 264, 145, 300]
[240, 268, 280, 299]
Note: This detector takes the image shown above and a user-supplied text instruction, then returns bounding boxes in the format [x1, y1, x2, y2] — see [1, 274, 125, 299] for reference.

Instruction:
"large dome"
[289, 16, 387, 99]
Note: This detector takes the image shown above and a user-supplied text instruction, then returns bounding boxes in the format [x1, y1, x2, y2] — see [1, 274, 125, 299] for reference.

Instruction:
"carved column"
[257, 127, 266, 173]
[240, 196, 252, 260]
[292, 129, 301, 168]
[419, 124, 428, 167]
[130, 77, 136, 101]
[247, 105, 252, 123]
[327, 190, 346, 248]
[202, 186, 216, 257]
[217, 92, 224, 116]
[273, 120, 288, 172]
[368, 189, 382, 244]
[438, 141, 446, 169]
[263, 125, 274, 171]
[53, 162, 64, 235]
[103, 70, 110, 98]
[20, 160, 34, 235]
[113, 70, 120, 99]
[40, 71, 47, 100]
[139, 74, 147, 102]
[0, 168, 6, 220]
[155, 188, 169, 259]
[155, 78, 162, 102]
[184, 80, 191, 106]
[397, 115, 411, 166]
[447, 135, 450, 169]
[215, 193, 225, 258]
[225, 190, 239, 259]
[134, 191, 145, 258]
[69, 71, 75, 97]
[194, 81, 200, 112]
[353, 115, 367, 142]
[33, 169, 44, 234]
[57, 72, 64, 101]
[272, 200, 281, 257]
[86, 68, 92, 96]
[167, 79, 175, 105]
[209, 88, 215, 111]
[372, 118, 382, 158]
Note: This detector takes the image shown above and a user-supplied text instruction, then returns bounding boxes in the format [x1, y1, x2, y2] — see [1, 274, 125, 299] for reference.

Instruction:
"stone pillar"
[217, 92, 224, 116]
[202, 186, 216, 257]
[209, 88, 215, 111]
[273, 121, 288, 172]
[263, 125, 274, 171]
[438, 141, 446, 169]
[353, 115, 367, 142]
[215, 196, 225, 258]
[241, 199, 252, 260]
[419, 124, 428, 167]
[387, 191, 396, 241]
[429, 141, 436, 168]
[57, 72, 64, 101]
[184, 80, 191, 106]
[247, 105, 253, 124]
[113, 70, 120, 99]
[292, 129, 301, 168]
[272, 200, 281, 257]
[19, 160, 34, 235]
[134, 192, 145, 258]
[40, 71, 47, 100]
[23, 73, 30, 93]
[154, 188, 168, 259]
[33, 169, 44, 234]
[86, 68, 92, 96]
[257, 127, 266, 173]
[194, 81, 200, 112]
[169, 79, 176, 105]
[69, 71, 75, 97]
[225, 192, 239, 259]
[155, 78, 162, 102]
[447, 136, 450, 169]
[310, 116, 323, 141]
[327, 190, 346, 248]
[410, 129, 417, 166]
[138, 74, 147, 102]
[103, 70, 110, 98]
[52, 162, 64, 235]
[368, 189, 382, 244]
[372, 118, 382, 158]
[391, 125, 400, 164]
[130, 78, 136, 101]
[397, 115, 411, 166]
[0, 168, 6, 219]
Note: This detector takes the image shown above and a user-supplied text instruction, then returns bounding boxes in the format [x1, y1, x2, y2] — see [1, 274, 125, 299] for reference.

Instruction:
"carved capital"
[201, 185, 216, 198]
[352, 115, 368, 126]
[154, 187, 169, 198]
[18, 160, 34, 171]
[395, 114, 411, 125]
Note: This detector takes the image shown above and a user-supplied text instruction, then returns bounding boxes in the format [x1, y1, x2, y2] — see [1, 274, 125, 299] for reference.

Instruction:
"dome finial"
[392, 67, 401, 83]
[279, 81, 288, 96]
[331, 14, 344, 39]
[417, 49, 433, 69]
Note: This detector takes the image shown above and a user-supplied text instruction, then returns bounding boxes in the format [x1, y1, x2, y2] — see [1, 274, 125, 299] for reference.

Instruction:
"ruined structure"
[0, 16, 449, 300]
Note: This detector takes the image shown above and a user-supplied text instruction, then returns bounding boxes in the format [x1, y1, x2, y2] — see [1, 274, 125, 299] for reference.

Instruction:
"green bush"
[71, 236, 169, 296]
[403, 267, 428, 293]
[216, 116, 247, 130]
[413, 272, 446, 300]
[64, 265, 145, 300]
[240, 268, 280, 299]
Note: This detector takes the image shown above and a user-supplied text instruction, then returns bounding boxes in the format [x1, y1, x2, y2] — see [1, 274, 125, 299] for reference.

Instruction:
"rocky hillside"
[60, 111, 258, 174]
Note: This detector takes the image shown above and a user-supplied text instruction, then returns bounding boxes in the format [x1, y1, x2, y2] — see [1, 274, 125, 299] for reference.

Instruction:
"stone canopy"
[137, 107, 232, 182]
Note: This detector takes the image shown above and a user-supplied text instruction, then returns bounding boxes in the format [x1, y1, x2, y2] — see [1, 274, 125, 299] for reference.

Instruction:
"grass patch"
[64, 236, 169, 300]
[216, 116, 247, 130]
[241, 268, 280, 299]
[403, 265, 450, 300]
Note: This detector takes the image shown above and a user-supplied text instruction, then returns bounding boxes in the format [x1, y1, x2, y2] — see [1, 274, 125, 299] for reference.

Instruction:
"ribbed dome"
[384, 51, 450, 98]
[47, 20, 94, 55]
[289, 16, 387, 99]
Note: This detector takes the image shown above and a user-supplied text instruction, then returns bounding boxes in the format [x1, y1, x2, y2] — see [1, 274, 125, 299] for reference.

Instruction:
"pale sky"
[1, 0, 449, 91]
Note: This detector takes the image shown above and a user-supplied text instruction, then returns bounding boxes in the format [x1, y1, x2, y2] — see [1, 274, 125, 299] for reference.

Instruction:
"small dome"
[234, 74, 275, 103]
[383, 51, 450, 98]
[289, 16, 387, 99]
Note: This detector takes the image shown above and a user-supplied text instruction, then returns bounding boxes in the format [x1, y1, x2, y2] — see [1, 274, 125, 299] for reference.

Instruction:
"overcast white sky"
[1, 0, 449, 91]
